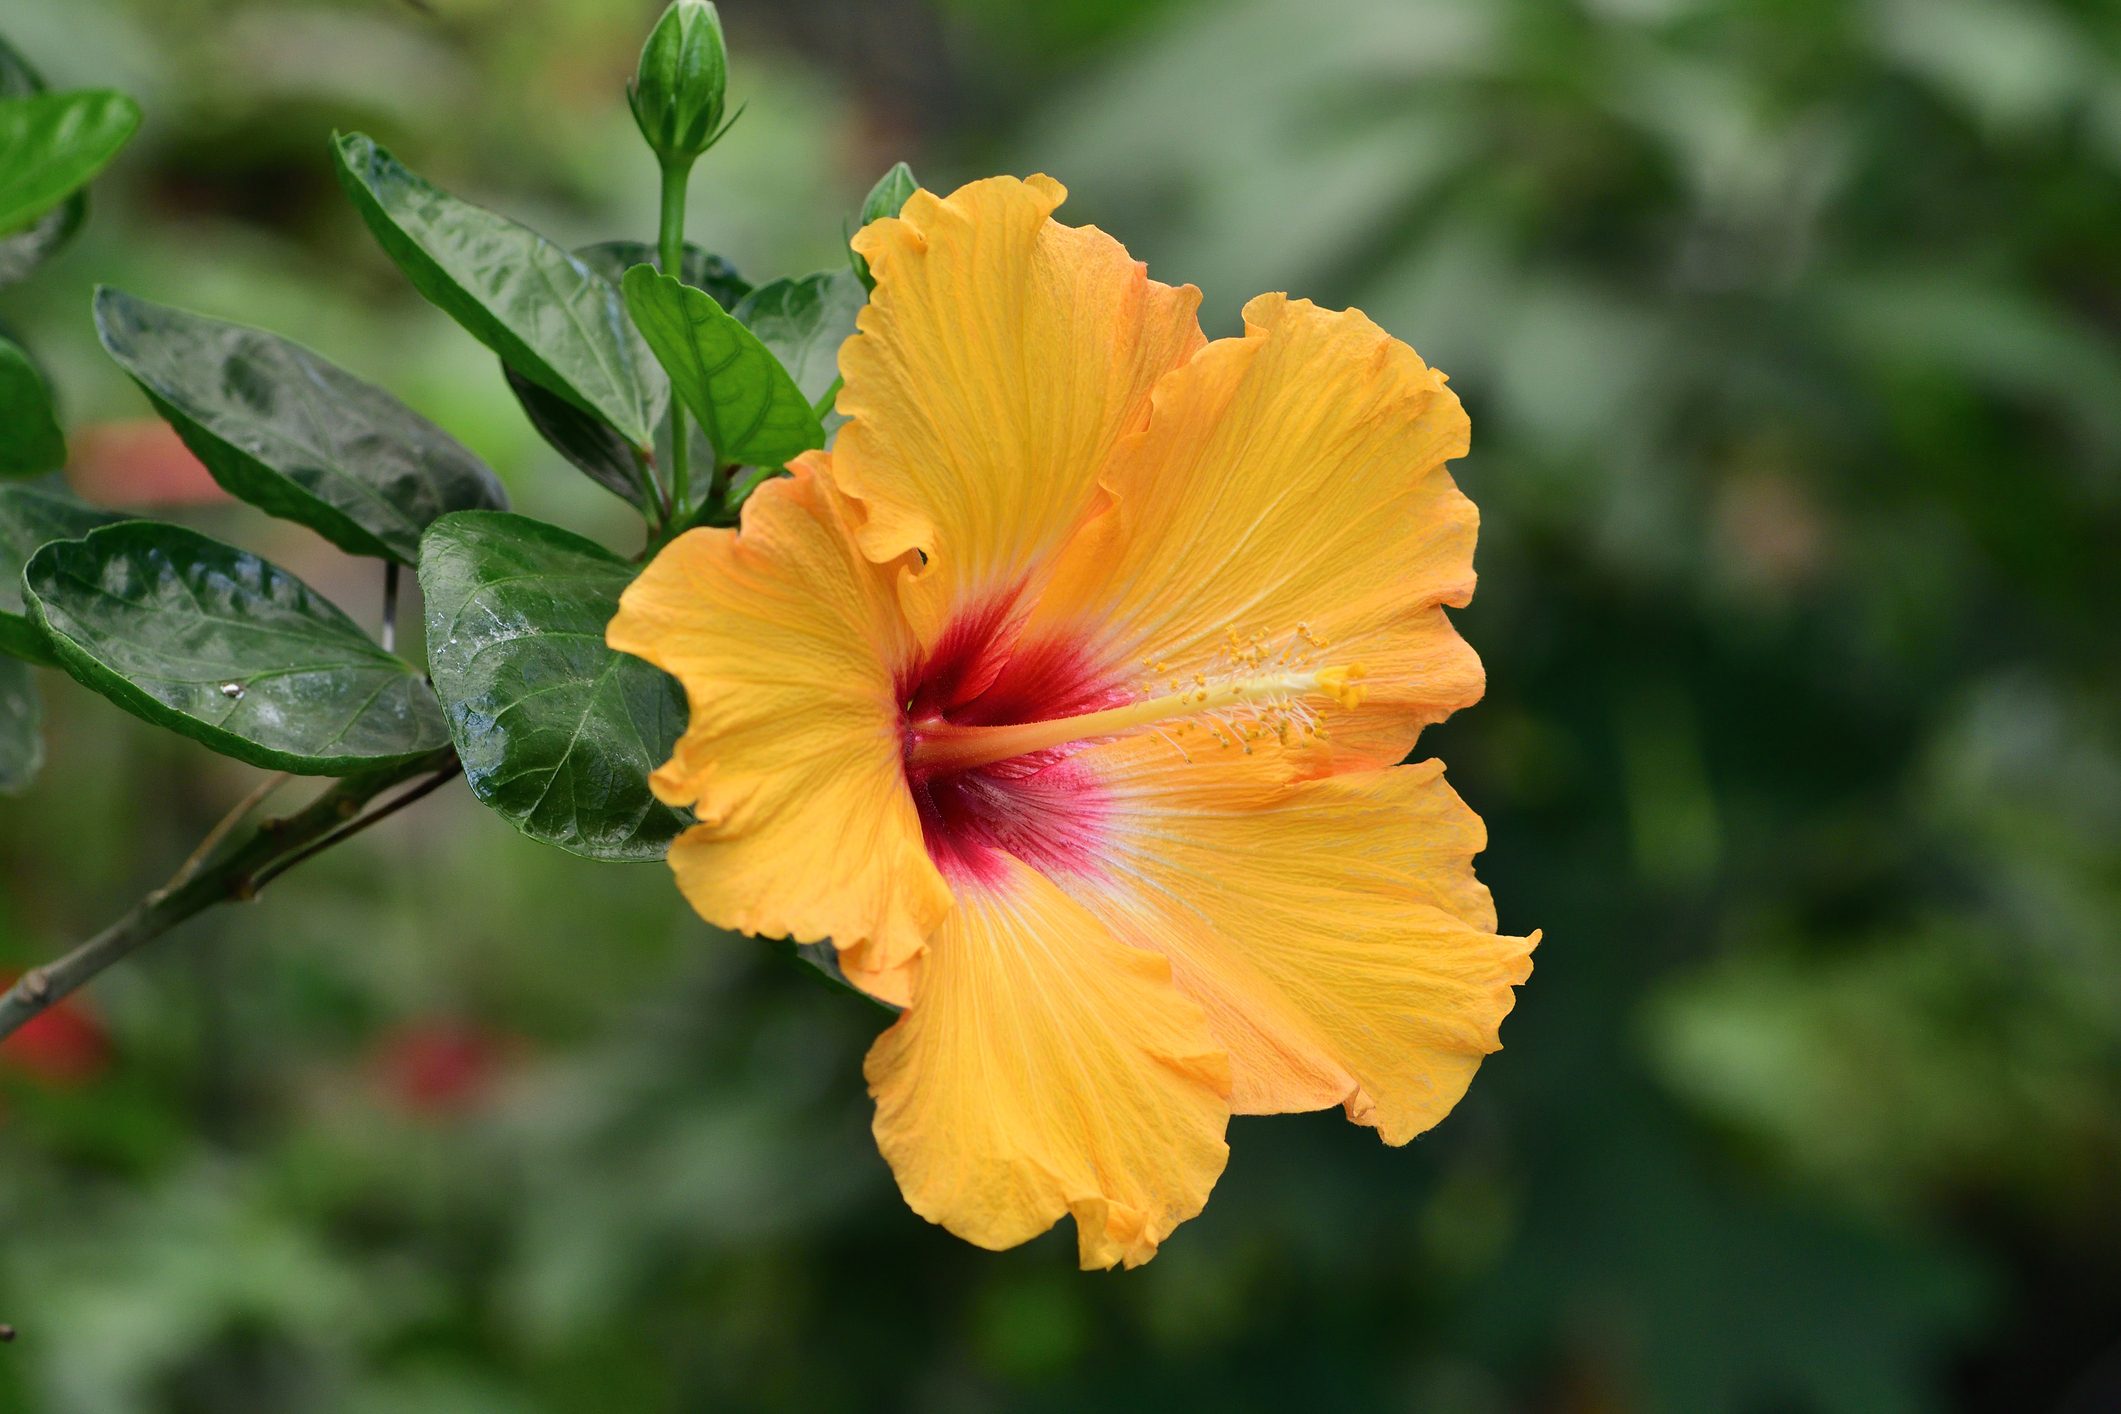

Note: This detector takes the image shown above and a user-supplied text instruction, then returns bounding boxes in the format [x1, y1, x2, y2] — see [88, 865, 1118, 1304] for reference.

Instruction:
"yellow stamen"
[907, 664, 1367, 775]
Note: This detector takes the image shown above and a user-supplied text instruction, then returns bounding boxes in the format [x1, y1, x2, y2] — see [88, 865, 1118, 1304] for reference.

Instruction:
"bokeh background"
[2, 0, 2118, 1409]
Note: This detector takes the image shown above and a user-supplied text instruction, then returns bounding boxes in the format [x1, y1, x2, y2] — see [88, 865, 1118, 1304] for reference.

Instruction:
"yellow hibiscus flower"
[608, 174, 1537, 1269]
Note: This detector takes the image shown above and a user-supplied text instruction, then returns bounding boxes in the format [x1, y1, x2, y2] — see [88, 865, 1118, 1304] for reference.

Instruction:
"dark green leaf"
[733, 268, 864, 411]
[420, 511, 687, 861]
[0, 90, 140, 234]
[0, 190, 82, 288]
[505, 240, 745, 510]
[94, 287, 507, 564]
[332, 132, 663, 448]
[0, 40, 84, 288]
[26, 521, 449, 774]
[622, 265, 822, 470]
[0, 484, 123, 663]
[503, 362, 648, 508]
[0, 334, 64, 477]
[578, 240, 751, 312]
[0, 654, 38, 793]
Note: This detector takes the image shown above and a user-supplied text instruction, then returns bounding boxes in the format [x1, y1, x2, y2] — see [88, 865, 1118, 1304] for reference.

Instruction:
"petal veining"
[1024, 294, 1483, 770]
[865, 853, 1231, 1268]
[607, 457, 949, 976]
[1063, 736, 1535, 1143]
[837, 175, 1206, 652]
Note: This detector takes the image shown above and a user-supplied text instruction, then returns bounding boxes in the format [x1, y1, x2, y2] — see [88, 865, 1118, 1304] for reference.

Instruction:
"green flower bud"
[860, 162, 919, 227]
[851, 161, 919, 290]
[629, 0, 729, 170]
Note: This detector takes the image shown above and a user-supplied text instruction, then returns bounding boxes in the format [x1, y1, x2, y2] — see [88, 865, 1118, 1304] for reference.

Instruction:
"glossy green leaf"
[506, 240, 744, 509]
[420, 511, 687, 861]
[581, 240, 749, 313]
[503, 362, 649, 509]
[26, 522, 449, 774]
[622, 265, 822, 470]
[0, 654, 39, 794]
[0, 37, 85, 289]
[333, 132, 663, 448]
[0, 334, 64, 477]
[0, 483, 122, 663]
[734, 268, 864, 411]
[94, 287, 507, 564]
[0, 90, 140, 234]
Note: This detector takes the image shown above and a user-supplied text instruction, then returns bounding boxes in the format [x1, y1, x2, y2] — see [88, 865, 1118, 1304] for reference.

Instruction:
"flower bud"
[629, 0, 729, 170]
[852, 161, 919, 290]
[860, 162, 918, 227]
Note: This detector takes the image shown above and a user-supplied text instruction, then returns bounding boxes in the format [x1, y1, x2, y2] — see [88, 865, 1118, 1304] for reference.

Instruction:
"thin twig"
[247, 766, 456, 891]
[0, 751, 458, 1044]
[168, 771, 291, 888]
[633, 444, 674, 534]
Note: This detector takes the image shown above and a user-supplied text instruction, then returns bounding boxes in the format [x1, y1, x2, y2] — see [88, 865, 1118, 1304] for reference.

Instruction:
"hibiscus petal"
[1067, 737, 1536, 1144]
[1026, 293, 1482, 770]
[838, 175, 1206, 654]
[865, 852, 1231, 1268]
[607, 458, 949, 975]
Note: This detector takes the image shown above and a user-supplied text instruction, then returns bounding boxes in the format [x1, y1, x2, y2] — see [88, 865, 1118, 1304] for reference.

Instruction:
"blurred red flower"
[370, 1020, 515, 1118]
[67, 418, 228, 507]
[0, 976, 111, 1087]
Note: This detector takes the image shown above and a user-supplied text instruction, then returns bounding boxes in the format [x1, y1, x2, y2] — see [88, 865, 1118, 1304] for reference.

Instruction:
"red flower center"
[900, 597, 1120, 886]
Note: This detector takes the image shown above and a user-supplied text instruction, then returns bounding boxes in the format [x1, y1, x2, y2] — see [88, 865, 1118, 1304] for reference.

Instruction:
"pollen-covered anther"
[1316, 663, 1368, 709]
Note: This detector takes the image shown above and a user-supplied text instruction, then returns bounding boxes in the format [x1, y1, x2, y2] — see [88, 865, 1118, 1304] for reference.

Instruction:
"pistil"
[906, 665, 1366, 775]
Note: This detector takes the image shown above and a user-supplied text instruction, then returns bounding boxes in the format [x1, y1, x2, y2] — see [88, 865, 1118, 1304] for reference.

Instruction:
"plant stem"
[170, 770, 290, 886]
[658, 158, 693, 514]
[636, 447, 672, 530]
[0, 751, 457, 1044]
[248, 766, 457, 891]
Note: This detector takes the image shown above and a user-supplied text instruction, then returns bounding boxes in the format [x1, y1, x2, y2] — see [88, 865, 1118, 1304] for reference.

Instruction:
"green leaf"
[503, 362, 648, 509]
[332, 131, 663, 448]
[420, 511, 687, 861]
[0, 334, 64, 477]
[581, 239, 750, 312]
[0, 188, 81, 288]
[94, 287, 507, 564]
[0, 483, 122, 663]
[0, 90, 141, 234]
[733, 268, 864, 411]
[25, 521, 449, 774]
[0, 655, 39, 794]
[505, 240, 744, 510]
[0, 37, 85, 289]
[622, 265, 823, 470]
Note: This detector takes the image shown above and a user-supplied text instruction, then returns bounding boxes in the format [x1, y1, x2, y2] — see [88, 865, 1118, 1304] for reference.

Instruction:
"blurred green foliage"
[1, 0, 2117, 1410]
